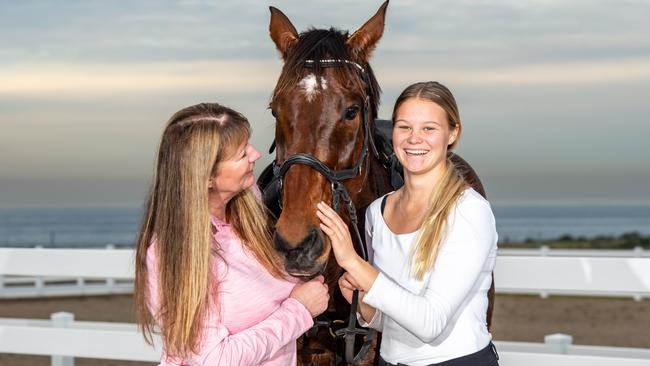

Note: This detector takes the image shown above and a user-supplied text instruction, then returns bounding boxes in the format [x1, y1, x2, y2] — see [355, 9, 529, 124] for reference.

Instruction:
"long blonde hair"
[134, 103, 283, 358]
[392, 82, 467, 280]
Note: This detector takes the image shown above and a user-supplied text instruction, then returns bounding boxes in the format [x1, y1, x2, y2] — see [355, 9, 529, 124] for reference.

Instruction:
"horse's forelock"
[271, 28, 380, 116]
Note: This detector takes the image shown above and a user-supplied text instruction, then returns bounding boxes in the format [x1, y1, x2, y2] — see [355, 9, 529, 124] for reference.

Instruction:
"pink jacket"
[146, 215, 313, 365]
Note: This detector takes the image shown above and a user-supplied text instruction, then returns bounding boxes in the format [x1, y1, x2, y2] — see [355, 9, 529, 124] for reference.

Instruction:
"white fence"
[0, 312, 161, 362]
[2, 247, 649, 300]
[0, 275, 133, 299]
[498, 246, 650, 258]
[2, 315, 650, 365]
[495, 247, 650, 300]
[0, 245, 134, 299]
[1, 247, 649, 365]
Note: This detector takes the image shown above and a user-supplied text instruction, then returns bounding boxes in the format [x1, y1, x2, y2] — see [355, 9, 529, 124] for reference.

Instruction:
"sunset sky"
[2, 0, 649, 207]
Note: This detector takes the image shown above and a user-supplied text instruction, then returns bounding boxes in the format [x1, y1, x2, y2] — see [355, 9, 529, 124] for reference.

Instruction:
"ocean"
[491, 203, 650, 243]
[0, 207, 142, 248]
[1, 203, 650, 248]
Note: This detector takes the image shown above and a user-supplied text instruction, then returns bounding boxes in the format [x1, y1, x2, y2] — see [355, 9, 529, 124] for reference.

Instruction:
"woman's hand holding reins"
[290, 275, 329, 317]
[338, 271, 361, 304]
[339, 272, 377, 324]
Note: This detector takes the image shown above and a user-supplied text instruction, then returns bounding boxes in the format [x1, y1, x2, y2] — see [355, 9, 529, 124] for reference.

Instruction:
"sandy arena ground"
[1, 294, 648, 365]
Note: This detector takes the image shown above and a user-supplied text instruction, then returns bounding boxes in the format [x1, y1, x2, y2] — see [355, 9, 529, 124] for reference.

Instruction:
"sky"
[1, 0, 649, 208]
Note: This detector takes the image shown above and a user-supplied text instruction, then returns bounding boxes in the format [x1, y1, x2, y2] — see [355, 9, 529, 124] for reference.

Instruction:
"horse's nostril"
[307, 227, 317, 243]
[275, 226, 326, 275]
[273, 232, 292, 254]
[307, 228, 323, 257]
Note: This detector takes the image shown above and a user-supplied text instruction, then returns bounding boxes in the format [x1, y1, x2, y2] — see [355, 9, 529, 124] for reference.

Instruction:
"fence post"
[633, 246, 643, 301]
[540, 245, 549, 256]
[35, 245, 44, 293]
[105, 244, 116, 291]
[51, 312, 75, 366]
[538, 245, 551, 298]
[634, 246, 642, 257]
[544, 333, 572, 354]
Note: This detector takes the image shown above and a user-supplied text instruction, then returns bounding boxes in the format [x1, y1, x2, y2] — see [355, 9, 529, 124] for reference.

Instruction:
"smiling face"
[393, 97, 459, 179]
[212, 140, 261, 197]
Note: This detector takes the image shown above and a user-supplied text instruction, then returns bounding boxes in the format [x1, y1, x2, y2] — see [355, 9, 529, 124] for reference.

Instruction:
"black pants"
[378, 342, 499, 366]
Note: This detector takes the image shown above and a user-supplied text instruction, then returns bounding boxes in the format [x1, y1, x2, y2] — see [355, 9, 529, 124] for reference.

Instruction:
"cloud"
[376, 56, 650, 87]
[4, 55, 649, 98]
[0, 60, 282, 97]
[2, 0, 650, 205]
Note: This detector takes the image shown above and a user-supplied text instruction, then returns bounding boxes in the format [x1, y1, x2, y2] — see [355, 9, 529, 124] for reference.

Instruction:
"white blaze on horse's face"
[298, 74, 328, 102]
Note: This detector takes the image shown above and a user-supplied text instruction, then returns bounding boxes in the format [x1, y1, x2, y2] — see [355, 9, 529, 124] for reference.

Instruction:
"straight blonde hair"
[392, 82, 468, 280]
[134, 103, 283, 358]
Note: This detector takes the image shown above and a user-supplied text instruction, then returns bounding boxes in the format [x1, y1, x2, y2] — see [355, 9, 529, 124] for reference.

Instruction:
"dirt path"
[490, 295, 650, 348]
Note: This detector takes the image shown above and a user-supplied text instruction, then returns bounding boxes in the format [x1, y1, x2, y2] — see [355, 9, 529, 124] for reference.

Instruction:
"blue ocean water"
[1, 203, 649, 247]
[0, 207, 142, 248]
[492, 203, 650, 243]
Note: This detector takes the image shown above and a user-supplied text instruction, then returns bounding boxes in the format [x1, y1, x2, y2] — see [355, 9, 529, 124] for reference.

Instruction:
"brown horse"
[261, 2, 494, 365]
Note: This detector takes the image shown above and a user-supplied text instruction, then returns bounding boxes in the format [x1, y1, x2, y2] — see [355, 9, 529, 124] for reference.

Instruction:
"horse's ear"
[347, 0, 389, 60]
[269, 6, 299, 59]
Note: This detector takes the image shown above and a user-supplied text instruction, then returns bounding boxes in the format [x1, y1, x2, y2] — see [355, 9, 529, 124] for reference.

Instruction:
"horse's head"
[268, 2, 388, 279]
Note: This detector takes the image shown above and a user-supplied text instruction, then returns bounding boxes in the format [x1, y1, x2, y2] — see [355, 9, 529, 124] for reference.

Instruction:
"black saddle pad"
[374, 118, 392, 144]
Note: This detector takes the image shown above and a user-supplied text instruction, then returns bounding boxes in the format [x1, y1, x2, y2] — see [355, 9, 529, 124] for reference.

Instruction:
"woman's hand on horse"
[317, 201, 360, 270]
[318, 202, 381, 306]
[290, 275, 329, 317]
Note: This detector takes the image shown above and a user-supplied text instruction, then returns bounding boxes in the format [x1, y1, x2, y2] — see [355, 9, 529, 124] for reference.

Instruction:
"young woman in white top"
[317, 81, 499, 366]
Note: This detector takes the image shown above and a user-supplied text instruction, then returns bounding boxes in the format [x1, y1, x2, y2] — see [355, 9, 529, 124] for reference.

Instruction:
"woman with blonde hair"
[134, 102, 328, 365]
[317, 82, 499, 365]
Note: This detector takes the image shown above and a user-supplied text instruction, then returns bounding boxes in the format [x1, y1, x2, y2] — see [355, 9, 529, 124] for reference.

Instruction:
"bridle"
[266, 58, 378, 364]
[272, 59, 378, 218]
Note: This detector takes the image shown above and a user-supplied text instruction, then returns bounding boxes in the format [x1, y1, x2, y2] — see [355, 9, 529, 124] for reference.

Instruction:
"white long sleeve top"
[361, 188, 498, 365]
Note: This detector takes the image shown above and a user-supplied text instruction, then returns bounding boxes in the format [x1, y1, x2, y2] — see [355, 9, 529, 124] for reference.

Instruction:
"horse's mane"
[271, 28, 381, 117]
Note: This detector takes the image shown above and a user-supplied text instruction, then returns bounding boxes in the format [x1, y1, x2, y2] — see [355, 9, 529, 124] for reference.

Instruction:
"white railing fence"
[0, 312, 161, 362]
[498, 246, 649, 258]
[2, 246, 649, 300]
[0, 275, 133, 299]
[495, 251, 650, 301]
[1, 247, 649, 365]
[3, 314, 650, 366]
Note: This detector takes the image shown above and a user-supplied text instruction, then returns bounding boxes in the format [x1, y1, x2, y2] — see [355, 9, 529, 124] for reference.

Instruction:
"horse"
[259, 2, 495, 365]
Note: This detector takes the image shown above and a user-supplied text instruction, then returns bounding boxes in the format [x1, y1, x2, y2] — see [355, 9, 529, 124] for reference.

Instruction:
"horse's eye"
[271, 109, 278, 119]
[343, 105, 360, 121]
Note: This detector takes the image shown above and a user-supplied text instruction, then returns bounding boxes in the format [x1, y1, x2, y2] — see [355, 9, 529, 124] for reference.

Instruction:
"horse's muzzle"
[274, 226, 329, 279]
